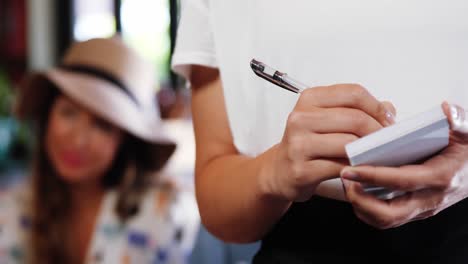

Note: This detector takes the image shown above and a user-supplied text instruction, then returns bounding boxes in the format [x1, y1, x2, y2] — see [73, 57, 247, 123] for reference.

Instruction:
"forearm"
[196, 146, 291, 243]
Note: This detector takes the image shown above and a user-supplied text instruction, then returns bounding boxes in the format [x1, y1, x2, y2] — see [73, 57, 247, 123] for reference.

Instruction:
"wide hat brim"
[15, 69, 176, 169]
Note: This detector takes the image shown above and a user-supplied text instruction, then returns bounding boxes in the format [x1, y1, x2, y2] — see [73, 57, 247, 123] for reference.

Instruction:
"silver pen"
[250, 59, 309, 93]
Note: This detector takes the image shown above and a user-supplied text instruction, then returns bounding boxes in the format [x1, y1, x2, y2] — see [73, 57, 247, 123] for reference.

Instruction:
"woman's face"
[45, 95, 124, 184]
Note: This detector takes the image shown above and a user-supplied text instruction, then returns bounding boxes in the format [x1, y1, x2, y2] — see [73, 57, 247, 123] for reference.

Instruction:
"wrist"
[257, 144, 289, 202]
[255, 145, 295, 222]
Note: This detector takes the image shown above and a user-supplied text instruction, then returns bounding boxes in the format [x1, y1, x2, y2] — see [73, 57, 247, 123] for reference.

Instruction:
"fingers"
[307, 133, 358, 159]
[381, 101, 397, 120]
[343, 180, 443, 229]
[340, 164, 447, 191]
[443, 102, 468, 134]
[284, 158, 346, 202]
[297, 84, 395, 127]
[288, 133, 358, 160]
[300, 158, 348, 182]
[287, 108, 383, 137]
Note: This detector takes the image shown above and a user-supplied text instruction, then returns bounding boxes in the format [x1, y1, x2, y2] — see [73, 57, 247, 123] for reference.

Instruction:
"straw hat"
[15, 36, 176, 167]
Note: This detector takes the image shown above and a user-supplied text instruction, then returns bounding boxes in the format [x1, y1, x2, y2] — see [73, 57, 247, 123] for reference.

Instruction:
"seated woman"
[0, 36, 199, 263]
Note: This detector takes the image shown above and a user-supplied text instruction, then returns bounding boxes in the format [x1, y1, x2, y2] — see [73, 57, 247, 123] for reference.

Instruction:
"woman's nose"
[69, 121, 92, 148]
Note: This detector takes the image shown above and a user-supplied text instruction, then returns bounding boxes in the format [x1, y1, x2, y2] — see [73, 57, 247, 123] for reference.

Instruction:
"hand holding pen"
[250, 59, 468, 229]
[250, 58, 396, 202]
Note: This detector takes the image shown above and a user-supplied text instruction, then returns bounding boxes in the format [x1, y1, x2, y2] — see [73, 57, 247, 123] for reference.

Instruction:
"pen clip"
[250, 59, 301, 93]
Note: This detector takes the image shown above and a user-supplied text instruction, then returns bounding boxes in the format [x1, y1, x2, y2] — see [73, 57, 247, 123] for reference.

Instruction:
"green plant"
[0, 66, 13, 117]
[0, 66, 32, 165]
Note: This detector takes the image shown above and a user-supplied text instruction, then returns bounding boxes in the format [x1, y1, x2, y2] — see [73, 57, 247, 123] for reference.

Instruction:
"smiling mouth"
[59, 151, 87, 169]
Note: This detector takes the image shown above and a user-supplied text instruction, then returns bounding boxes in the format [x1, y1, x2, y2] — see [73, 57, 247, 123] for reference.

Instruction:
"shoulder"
[0, 183, 31, 215]
[0, 183, 31, 262]
[98, 183, 200, 262]
[151, 180, 198, 223]
[149, 181, 200, 253]
[105, 179, 199, 229]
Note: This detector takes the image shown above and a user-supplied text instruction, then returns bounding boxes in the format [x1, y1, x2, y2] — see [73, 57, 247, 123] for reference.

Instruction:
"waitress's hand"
[341, 102, 468, 229]
[260, 84, 396, 202]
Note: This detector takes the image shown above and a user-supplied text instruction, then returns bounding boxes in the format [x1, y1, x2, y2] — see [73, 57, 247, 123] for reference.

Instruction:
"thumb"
[443, 102, 468, 134]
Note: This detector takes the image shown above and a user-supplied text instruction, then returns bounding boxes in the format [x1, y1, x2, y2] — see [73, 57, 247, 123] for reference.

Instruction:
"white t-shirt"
[172, 0, 468, 198]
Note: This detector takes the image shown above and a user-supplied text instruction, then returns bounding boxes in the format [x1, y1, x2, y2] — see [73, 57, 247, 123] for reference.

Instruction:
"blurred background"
[0, 0, 259, 262]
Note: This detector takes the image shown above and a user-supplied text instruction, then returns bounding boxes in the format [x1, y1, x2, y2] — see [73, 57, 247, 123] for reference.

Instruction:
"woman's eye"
[94, 119, 116, 134]
[59, 104, 78, 118]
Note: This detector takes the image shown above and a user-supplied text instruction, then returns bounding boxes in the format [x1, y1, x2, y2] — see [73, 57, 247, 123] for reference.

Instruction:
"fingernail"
[449, 104, 468, 134]
[385, 111, 396, 125]
[341, 170, 360, 180]
[450, 104, 460, 121]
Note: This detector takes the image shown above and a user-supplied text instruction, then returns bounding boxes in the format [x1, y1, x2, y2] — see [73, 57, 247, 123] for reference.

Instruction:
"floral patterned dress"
[0, 184, 200, 263]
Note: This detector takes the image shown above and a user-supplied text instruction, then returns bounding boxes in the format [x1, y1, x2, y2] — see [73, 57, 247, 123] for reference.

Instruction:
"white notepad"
[345, 106, 450, 199]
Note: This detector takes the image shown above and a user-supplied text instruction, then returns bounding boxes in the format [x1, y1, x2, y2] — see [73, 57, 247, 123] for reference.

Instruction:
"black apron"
[253, 196, 468, 264]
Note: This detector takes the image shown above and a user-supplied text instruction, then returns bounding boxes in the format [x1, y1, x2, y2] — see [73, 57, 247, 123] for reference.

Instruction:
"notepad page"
[346, 106, 448, 163]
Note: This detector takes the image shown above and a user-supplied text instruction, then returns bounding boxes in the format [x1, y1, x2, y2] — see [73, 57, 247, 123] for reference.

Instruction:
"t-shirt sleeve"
[171, 0, 218, 81]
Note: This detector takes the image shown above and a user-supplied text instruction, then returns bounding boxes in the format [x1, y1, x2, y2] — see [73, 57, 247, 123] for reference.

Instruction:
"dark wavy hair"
[22, 79, 170, 263]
